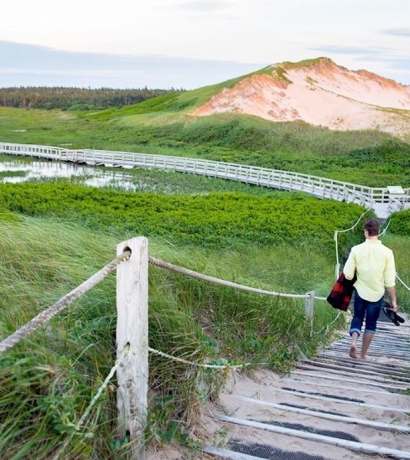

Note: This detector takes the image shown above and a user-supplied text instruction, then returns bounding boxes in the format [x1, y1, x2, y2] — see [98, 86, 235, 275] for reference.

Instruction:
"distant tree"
[0, 87, 186, 110]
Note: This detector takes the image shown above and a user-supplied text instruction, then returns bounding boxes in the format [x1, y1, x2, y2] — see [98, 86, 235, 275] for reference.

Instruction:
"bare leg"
[349, 332, 358, 358]
[360, 332, 374, 360]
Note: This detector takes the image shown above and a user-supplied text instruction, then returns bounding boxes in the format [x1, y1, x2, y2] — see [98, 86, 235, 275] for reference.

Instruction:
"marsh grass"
[0, 170, 27, 179]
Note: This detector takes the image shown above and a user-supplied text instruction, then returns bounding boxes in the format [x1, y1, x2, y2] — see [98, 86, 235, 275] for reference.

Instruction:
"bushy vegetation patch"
[0, 182, 365, 254]
[390, 208, 410, 236]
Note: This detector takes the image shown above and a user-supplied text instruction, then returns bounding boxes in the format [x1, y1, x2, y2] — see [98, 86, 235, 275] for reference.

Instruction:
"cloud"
[0, 40, 265, 89]
[379, 28, 410, 37]
[176, 0, 230, 12]
[308, 45, 391, 57]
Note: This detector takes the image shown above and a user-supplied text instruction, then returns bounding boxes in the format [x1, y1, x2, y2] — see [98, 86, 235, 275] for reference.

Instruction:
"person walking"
[343, 218, 398, 360]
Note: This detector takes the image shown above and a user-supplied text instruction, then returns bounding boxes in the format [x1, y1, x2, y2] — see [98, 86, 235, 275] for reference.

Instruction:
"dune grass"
[0, 211, 359, 458]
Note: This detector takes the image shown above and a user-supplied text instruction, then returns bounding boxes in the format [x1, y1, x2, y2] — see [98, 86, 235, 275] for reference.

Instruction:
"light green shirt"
[343, 239, 396, 302]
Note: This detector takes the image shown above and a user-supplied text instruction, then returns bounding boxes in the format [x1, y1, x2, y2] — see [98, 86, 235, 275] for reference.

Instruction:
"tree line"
[0, 86, 185, 110]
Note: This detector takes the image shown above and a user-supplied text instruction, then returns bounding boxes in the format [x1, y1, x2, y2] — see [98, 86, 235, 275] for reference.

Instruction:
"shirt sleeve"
[343, 249, 356, 280]
[384, 250, 396, 287]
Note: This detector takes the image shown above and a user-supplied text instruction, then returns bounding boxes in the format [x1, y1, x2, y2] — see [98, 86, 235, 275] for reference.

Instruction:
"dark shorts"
[349, 289, 383, 336]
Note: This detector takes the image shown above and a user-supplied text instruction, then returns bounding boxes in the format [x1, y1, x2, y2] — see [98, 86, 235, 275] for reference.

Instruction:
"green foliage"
[0, 182, 365, 253]
[85, 94, 186, 121]
[0, 209, 22, 222]
[390, 209, 410, 236]
[0, 87, 184, 111]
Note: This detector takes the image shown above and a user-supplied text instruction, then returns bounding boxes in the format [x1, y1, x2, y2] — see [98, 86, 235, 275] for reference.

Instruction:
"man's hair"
[364, 218, 380, 236]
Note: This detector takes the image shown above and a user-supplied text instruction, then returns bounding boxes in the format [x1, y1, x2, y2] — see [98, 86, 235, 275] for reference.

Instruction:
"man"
[343, 218, 398, 360]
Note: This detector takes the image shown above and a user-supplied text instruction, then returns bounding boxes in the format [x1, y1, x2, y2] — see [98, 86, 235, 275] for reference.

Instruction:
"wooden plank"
[236, 395, 410, 432]
[202, 446, 267, 459]
[271, 387, 410, 413]
[215, 415, 410, 459]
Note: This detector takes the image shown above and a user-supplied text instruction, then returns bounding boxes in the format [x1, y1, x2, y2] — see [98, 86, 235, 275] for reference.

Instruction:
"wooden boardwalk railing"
[1, 141, 410, 217]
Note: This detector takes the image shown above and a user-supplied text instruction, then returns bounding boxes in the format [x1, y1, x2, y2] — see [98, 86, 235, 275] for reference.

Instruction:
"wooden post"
[305, 291, 315, 337]
[116, 237, 148, 459]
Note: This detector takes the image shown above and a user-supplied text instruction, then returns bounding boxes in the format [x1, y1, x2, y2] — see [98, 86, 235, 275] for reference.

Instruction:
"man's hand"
[390, 300, 398, 312]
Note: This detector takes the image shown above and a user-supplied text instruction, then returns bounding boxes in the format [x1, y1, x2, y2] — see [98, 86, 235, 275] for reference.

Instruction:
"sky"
[1, 0, 410, 90]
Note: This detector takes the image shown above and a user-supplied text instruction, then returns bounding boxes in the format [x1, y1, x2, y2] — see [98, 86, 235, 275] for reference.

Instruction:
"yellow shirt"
[343, 239, 396, 302]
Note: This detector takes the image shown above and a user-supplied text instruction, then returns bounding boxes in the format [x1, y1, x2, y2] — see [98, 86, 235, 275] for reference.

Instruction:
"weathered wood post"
[116, 237, 148, 459]
[304, 291, 315, 337]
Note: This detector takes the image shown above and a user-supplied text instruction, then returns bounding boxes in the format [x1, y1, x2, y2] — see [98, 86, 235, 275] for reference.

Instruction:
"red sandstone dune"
[191, 58, 410, 136]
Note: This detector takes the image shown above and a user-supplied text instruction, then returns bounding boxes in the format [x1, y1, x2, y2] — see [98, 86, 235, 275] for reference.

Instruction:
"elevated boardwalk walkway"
[1, 142, 410, 218]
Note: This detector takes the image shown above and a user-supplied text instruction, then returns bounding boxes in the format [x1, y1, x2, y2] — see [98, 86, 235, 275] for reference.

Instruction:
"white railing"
[1, 141, 409, 215]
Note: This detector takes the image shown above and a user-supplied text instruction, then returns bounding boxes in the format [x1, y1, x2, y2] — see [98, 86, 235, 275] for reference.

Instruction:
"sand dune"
[192, 58, 410, 136]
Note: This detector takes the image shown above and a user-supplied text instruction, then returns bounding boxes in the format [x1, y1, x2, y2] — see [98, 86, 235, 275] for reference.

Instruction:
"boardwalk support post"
[116, 237, 149, 459]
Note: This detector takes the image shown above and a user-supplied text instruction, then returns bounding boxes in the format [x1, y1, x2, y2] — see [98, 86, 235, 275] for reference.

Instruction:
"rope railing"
[148, 347, 252, 369]
[0, 249, 331, 363]
[0, 249, 131, 356]
[397, 273, 410, 292]
[149, 256, 314, 300]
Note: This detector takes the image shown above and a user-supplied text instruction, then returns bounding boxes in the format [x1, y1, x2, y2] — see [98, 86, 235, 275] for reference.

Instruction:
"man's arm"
[386, 286, 398, 312]
[343, 250, 356, 280]
[385, 250, 397, 311]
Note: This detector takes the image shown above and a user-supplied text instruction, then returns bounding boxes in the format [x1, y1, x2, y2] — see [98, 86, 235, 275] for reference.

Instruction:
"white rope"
[76, 344, 130, 430]
[53, 345, 130, 459]
[396, 273, 410, 292]
[335, 207, 372, 235]
[0, 250, 131, 356]
[149, 256, 322, 300]
[378, 219, 391, 237]
[312, 310, 343, 336]
[148, 347, 256, 369]
[334, 207, 372, 278]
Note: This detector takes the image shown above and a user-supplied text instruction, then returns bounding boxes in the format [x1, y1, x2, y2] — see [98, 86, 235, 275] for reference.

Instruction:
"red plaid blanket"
[327, 272, 356, 312]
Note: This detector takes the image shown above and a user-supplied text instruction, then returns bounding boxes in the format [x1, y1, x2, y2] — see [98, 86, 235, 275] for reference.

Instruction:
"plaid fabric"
[327, 272, 356, 312]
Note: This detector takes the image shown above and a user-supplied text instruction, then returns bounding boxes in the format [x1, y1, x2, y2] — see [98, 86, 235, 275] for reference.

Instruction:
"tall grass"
[0, 213, 354, 458]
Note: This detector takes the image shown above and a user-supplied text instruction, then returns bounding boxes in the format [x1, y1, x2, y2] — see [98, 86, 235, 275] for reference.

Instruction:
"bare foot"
[349, 344, 357, 358]
[360, 355, 372, 361]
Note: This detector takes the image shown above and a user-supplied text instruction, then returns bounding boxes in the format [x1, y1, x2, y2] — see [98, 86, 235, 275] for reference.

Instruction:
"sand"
[192, 58, 410, 137]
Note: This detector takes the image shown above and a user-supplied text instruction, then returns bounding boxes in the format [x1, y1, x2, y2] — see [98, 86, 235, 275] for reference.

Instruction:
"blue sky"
[1, 0, 409, 89]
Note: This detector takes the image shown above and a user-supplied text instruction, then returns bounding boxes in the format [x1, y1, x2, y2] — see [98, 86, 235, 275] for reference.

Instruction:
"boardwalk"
[203, 311, 410, 459]
[1, 142, 410, 218]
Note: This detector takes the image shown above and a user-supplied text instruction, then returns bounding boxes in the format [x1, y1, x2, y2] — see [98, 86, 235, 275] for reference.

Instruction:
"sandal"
[382, 302, 405, 326]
